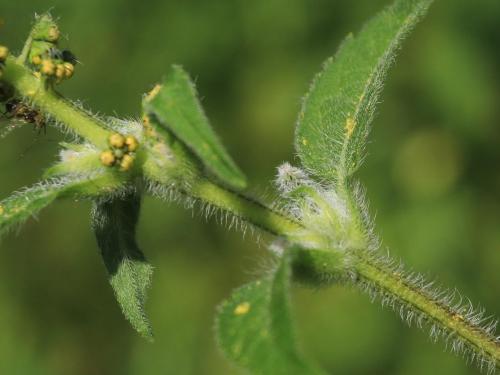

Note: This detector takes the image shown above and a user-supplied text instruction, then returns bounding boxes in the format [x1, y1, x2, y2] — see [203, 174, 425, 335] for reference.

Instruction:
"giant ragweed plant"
[0, 0, 498, 373]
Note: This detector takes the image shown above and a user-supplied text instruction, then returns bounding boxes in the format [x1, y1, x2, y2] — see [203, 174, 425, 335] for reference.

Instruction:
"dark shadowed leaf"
[92, 193, 154, 340]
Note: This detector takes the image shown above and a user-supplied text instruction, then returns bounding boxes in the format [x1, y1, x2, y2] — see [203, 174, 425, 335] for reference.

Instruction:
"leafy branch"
[0, 2, 498, 374]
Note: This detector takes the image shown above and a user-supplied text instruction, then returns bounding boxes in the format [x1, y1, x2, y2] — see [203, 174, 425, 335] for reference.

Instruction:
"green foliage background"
[0, 0, 499, 374]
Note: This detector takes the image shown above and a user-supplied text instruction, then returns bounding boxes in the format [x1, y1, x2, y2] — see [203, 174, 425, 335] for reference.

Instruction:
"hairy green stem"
[2, 56, 112, 148]
[17, 34, 33, 64]
[189, 179, 301, 236]
[355, 252, 500, 368]
[187, 177, 499, 367]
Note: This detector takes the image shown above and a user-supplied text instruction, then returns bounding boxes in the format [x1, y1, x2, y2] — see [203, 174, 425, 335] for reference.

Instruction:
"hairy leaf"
[216, 254, 325, 375]
[0, 175, 122, 238]
[92, 193, 154, 340]
[0, 179, 68, 238]
[296, 0, 432, 182]
[143, 65, 247, 190]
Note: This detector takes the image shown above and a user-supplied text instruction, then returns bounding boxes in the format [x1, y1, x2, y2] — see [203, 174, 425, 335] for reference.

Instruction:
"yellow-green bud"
[100, 150, 115, 166]
[0, 46, 9, 61]
[109, 133, 125, 148]
[47, 25, 60, 42]
[63, 62, 74, 78]
[41, 59, 55, 75]
[125, 136, 139, 152]
[32, 55, 42, 65]
[55, 64, 65, 79]
[120, 154, 134, 171]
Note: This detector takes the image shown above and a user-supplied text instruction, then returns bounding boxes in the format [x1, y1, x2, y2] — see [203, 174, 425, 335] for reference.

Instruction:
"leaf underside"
[295, 0, 432, 182]
[144, 65, 247, 190]
[92, 193, 154, 340]
[216, 254, 325, 375]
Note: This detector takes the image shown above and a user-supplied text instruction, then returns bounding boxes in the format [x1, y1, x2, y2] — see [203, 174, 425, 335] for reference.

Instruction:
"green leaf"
[91, 193, 154, 340]
[0, 179, 68, 238]
[143, 65, 247, 190]
[0, 175, 121, 239]
[295, 0, 432, 182]
[216, 254, 325, 375]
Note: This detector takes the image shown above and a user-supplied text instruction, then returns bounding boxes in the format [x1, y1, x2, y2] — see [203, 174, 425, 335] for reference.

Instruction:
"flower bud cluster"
[28, 15, 76, 84]
[100, 133, 139, 172]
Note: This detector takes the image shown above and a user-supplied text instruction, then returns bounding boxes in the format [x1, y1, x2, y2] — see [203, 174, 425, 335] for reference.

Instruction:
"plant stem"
[17, 33, 33, 64]
[354, 252, 500, 369]
[2, 56, 112, 148]
[188, 177, 499, 368]
[189, 179, 302, 237]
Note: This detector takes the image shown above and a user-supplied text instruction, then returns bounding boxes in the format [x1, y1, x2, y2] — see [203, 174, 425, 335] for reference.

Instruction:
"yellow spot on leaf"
[234, 302, 251, 315]
[345, 117, 356, 139]
[146, 84, 162, 102]
[0, 205, 4, 215]
[302, 138, 308, 146]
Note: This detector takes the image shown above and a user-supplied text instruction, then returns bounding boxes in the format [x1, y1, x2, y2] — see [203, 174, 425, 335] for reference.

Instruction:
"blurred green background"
[1, 0, 499, 374]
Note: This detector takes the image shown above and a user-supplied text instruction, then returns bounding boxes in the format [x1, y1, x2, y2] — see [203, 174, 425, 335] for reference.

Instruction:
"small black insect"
[48, 47, 78, 65]
[61, 49, 78, 65]
[4, 99, 46, 134]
